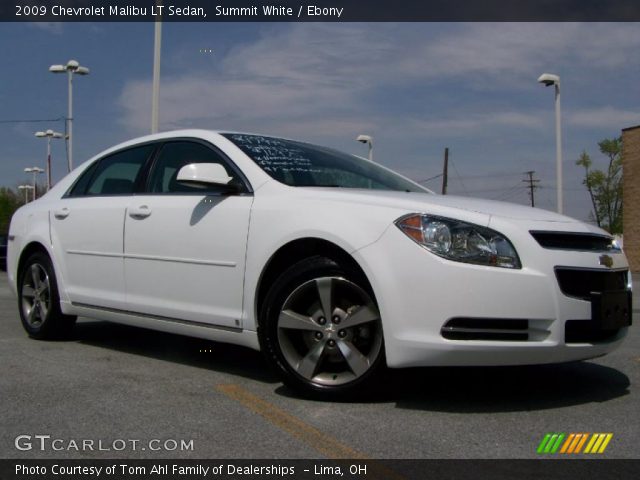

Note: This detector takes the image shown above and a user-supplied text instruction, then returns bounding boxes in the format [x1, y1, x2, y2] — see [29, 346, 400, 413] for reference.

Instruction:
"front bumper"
[353, 223, 630, 368]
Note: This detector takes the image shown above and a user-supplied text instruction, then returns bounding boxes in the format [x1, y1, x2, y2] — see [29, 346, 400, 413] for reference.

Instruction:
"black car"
[0, 233, 7, 271]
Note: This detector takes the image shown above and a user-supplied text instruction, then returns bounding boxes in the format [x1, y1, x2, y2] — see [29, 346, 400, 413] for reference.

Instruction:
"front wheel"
[18, 251, 76, 339]
[259, 257, 385, 398]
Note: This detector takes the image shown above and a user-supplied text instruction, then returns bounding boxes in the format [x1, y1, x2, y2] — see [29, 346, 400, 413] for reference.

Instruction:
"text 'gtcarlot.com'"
[14, 435, 194, 452]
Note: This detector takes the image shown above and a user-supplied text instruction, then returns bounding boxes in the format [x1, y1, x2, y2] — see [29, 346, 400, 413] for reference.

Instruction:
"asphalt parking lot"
[0, 271, 638, 460]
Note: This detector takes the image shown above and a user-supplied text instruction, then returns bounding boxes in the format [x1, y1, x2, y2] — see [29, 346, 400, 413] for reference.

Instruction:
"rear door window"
[69, 144, 154, 197]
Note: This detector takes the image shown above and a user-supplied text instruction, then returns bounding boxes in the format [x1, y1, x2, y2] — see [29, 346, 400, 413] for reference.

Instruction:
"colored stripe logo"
[537, 433, 613, 454]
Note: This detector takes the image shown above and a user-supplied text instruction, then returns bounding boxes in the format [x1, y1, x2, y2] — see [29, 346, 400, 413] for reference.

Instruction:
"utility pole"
[441, 147, 449, 195]
[523, 171, 540, 207]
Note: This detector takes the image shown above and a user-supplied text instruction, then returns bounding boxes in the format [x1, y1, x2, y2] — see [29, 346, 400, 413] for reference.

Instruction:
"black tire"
[259, 256, 385, 399]
[17, 251, 76, 339]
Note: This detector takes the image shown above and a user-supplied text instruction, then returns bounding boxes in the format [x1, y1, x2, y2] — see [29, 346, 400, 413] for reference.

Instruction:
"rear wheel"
[18, 252, 76, 339]
[260, 257, 384, 398]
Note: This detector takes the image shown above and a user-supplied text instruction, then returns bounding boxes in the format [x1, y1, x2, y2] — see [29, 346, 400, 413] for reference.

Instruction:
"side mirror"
[176, 163, 237, 191]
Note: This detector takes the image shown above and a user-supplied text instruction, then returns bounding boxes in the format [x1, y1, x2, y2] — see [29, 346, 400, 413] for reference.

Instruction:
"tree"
[576, 151, 601, 227]
[0, 186, 24, 234]
[575, 137, 623, 234]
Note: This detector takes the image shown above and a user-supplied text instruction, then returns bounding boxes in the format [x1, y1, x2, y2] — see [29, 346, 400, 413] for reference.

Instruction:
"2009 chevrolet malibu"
[7, 130, 633, 397]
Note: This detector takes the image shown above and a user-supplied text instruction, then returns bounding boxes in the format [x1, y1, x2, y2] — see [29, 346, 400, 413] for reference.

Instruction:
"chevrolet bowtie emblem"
[599, 254, 614, 268]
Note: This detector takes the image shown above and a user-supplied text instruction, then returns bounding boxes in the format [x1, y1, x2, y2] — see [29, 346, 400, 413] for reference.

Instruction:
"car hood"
[296, 188, 590, 224]
[406, 193, 575, 222]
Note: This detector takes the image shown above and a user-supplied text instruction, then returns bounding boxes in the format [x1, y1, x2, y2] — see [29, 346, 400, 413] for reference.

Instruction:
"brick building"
[622, 125, 640, 272]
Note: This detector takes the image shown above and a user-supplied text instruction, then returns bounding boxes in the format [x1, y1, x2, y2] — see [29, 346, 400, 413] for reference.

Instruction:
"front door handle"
[129, 205, 152, 219]
[53, 208, 70, 219]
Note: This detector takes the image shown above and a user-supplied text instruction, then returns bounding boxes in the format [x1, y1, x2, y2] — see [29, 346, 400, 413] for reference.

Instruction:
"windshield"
[223, 133, 429, 193]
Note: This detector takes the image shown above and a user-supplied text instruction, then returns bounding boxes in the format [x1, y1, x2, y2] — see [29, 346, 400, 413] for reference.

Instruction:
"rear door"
[123, 140, 253, 328]
[49, 144, 155, 310]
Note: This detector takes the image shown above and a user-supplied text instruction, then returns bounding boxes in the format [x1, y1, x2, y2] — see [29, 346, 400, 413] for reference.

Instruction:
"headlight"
[610, 237, 622, 253]
[396, 214, 521, 269]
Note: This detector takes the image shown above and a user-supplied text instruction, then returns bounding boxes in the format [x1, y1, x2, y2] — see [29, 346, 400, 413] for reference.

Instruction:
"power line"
[499, 187, 526, 202]
[0, 117, 65, 124]
[455, 172, 525, 180]
[449, 156, 469, 196]
[491, 183, 523, 201]
[466, 186, 524, 194]
[418, 172, 525, 185]
[416, 173, 443, 184]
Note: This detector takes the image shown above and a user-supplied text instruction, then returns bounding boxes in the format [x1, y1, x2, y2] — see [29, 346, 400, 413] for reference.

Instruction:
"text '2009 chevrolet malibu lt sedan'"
[6, 130, 633, 397]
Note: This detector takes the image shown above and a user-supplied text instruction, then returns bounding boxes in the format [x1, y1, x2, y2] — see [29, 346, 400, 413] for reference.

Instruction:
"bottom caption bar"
[2, 459, 639, 480]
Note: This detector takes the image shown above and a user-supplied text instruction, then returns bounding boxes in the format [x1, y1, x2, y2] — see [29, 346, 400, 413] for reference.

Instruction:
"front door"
[123, 140, 253, 329]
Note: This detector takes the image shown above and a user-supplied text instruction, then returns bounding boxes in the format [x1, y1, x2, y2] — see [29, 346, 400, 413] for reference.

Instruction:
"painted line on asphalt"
[216, 383, 367, 459]
[216, 384, 406, 480]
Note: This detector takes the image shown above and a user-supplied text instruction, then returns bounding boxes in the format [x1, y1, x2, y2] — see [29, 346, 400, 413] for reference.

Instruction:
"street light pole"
[50, 60, 90, 173]
[24, 167, 44, 201]
[538, 73, 563, 214]
[554, 82, 562, 214]
[151, 0, 163, 133]
[18, 185, 34, 203]
[356, 134, 373, 161]
[68, 67, 73, 171]
[35, 129, 64, 190]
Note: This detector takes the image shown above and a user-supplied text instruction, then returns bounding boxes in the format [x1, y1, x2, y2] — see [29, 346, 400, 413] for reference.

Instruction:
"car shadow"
[390, 362, 629, 412]
[190, 196, 226, 225]
[275, 362, 630, 411]
[69, 320, 630, 410]
[71, 319, 279, 385]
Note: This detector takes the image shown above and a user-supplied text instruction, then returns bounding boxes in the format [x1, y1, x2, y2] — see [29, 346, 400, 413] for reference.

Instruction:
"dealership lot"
[1, 272, 638, 459]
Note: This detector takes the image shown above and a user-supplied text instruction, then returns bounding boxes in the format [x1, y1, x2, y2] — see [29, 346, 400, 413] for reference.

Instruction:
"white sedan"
[6, 130, 632, 397]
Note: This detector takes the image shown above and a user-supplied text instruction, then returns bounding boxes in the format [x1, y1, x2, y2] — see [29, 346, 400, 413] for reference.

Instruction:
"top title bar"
[3, 0, 640, 22]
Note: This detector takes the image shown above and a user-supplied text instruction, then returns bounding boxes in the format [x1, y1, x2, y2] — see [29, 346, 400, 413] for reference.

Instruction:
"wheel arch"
[16, 240, 77, 339]
[255, 237, 376, 327]
[15, 239, 72, 305]
[17, 241, 51, 283]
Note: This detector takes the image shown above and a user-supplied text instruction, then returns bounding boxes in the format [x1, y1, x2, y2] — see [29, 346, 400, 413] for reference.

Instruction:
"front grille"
[530, 231, 615, 252]
[442, 318, 529, 341]
[555, 268, 628, 301]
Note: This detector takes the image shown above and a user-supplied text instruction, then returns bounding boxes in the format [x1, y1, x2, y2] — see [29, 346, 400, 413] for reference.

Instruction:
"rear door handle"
[129, 205, 152, 219]
[53, 208, 70, 219]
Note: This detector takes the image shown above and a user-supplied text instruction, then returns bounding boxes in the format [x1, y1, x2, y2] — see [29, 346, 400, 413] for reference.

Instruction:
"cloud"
[220, 23, 403, 88]
[403, 111, 546, 136]
[401, 23, 640, 85]
[117, 21, 640, 164]
[218, 23, 640, 90]
[567, 107, 640, 129]
[28, 22, 64, 34]
[119, 74, 360, 135]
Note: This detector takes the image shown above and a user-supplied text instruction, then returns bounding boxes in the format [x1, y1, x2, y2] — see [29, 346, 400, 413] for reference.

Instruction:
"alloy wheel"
[21, 263, 51, 328]
[277, 276, 382, 386]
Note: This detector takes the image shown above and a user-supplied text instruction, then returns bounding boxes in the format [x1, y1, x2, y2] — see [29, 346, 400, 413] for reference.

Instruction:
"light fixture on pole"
[24, 167, 44, 201]
[35, 129, 64, 190]
[356, 134, 373, 161]
[18, 185, 35, 203]
[49, 59, 90, 173]
[537, 72, 563, 214]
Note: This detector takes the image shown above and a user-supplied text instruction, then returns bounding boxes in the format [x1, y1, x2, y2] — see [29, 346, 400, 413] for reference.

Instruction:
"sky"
[0, 21, 639, 221]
